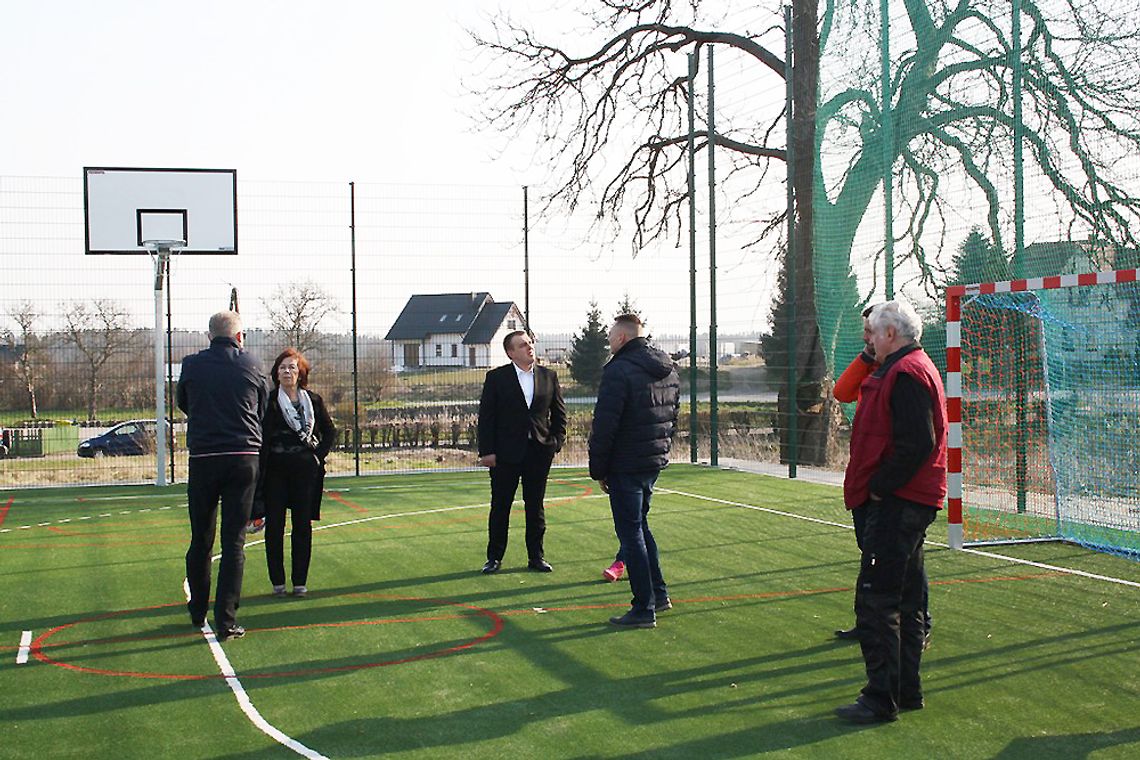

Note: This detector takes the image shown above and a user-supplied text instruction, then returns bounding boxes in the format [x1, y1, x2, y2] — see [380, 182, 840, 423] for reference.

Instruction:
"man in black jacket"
[477, 330, 567, 573]
[177, 311, 269, 641]
[589, 314, 680, 628]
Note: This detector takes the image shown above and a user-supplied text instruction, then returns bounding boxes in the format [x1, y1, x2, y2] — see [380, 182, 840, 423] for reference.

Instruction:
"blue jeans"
[607, 471, 668, 615]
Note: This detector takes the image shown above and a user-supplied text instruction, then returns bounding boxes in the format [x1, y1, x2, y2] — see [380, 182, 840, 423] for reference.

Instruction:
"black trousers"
[186, 455, 258, 630]
[850, 506, 933, 634]
[263, 452, 318, 588]
[855, 497, 937, 715]
[487, 440, 554, 562]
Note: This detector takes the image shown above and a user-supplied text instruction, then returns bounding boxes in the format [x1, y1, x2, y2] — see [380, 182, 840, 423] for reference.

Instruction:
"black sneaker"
[655, 598, 673, 612]
[834, 701, 897, 723]
[609, 610, 656, 629]
[217, 625, 246, 642]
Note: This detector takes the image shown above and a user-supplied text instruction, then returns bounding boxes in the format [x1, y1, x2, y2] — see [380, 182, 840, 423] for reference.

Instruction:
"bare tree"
[60, 299, 139, 422]
[469, 0, 1140, 462]
[262, 280, 339, 357]
[469, 0, 824, 458]
[3, 302, 47, 419]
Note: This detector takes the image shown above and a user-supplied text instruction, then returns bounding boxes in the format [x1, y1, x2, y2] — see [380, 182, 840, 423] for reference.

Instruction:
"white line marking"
[658, 488, 853, 531]
[182, 579, 329, 759]
[199, 491, 611, 754]
[957, 547, 1140, 589]
[16, 630, 32, 664]
[660, 488, 1140, 589]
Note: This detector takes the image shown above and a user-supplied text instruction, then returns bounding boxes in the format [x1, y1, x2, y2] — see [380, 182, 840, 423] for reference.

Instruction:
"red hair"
[271, 348, 311, 389]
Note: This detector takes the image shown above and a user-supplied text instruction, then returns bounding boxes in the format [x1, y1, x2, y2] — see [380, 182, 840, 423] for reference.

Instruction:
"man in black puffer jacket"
[589, 313, 680, 628]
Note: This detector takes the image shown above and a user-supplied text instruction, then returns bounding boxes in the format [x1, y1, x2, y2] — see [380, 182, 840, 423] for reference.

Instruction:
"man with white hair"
[177, 310, 269, 642]
[835, 300, 947, 723]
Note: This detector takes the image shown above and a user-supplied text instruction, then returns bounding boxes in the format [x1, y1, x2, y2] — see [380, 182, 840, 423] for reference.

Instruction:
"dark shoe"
[481, 559, 501, 574]
[217, 625, 246, 642]
[834, 626, 861, 641]
[899, 697, 924, 711]
[655, 598, 672, 612]
[834, 701, 897, 724]
[609, 610, 656, 629]
[527, 559, 553, 572]
[188, 602, 205, 628]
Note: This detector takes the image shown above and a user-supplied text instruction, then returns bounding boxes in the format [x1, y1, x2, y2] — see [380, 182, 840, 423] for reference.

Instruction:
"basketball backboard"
[83, 167, 238, 255]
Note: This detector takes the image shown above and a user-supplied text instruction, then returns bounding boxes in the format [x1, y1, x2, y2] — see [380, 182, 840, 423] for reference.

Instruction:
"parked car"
[77, 420, 157, 458]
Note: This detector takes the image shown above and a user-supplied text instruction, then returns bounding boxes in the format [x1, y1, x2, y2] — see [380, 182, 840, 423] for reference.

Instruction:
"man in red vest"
[834, 300, 947, 724]
[833, 306, 933, 646]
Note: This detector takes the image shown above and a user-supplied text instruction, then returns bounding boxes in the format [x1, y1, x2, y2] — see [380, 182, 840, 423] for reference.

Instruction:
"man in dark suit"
[476, 330, 567, 574]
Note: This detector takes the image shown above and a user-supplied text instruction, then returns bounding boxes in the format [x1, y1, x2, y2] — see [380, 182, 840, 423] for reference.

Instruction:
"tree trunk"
[780, 0, 832, 467]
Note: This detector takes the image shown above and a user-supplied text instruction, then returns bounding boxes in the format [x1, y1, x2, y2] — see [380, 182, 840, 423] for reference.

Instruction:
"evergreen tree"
[952, 228, 1011, 285]
[759, 259, 791, 377]
[614, 292, 641, 319]
[568, 300, 609, 391]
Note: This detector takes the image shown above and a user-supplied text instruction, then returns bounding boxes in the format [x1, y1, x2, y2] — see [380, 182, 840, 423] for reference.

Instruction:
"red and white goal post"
[945, 267, 1140, 557]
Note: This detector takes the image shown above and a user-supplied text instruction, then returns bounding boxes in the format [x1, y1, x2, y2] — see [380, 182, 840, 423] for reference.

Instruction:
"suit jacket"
[478, 362, 567, 465]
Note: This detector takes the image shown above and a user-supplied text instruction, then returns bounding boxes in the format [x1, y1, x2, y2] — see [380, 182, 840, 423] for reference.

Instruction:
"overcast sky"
[1, 0, 541, 183]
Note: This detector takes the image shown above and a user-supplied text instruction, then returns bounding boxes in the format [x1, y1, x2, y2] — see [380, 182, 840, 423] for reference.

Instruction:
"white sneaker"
[272, 585, 287, 597]
[292, 586, 307, 597]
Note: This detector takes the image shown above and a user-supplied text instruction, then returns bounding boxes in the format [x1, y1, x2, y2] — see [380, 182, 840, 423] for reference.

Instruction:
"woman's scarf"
[277, 386, 317, 448]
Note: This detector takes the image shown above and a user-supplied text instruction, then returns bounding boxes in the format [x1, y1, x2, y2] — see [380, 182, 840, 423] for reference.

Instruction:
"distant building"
[384, 292, 527, 370]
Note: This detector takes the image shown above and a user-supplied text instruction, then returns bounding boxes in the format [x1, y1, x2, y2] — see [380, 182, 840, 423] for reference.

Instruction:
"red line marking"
[324, 490, 368, 514]
[31, 596, 503, 680]
[0, 496, 13, 529]
[9, 571, 1064, 662]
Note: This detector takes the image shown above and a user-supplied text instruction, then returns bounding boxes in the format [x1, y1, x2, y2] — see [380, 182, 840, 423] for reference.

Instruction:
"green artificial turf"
[2, 465, 1138, 758]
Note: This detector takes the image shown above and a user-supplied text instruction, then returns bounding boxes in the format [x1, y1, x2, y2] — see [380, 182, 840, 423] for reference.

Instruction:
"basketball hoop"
[143, 238, 186, 252]
[143, 239, 185, 290]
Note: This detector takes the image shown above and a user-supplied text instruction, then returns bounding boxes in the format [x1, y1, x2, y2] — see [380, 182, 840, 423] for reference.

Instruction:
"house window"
[507, 319, 516, 329]
[435, 344, 442, 357]
[451, 344, 458, 357]
[439, 315, 448, 322]
[455, 315, 462, 321]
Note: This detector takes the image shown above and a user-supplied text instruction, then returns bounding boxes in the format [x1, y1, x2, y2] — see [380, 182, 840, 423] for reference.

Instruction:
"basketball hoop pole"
[145, 240, 183, 487]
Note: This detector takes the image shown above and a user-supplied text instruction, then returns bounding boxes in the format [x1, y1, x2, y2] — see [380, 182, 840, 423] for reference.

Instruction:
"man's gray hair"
[208, 310, 243, 339]
[868, 300, 923, 342]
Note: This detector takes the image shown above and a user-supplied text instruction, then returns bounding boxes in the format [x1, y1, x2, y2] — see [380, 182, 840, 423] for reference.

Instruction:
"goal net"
[946, 269, 1140, 559]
